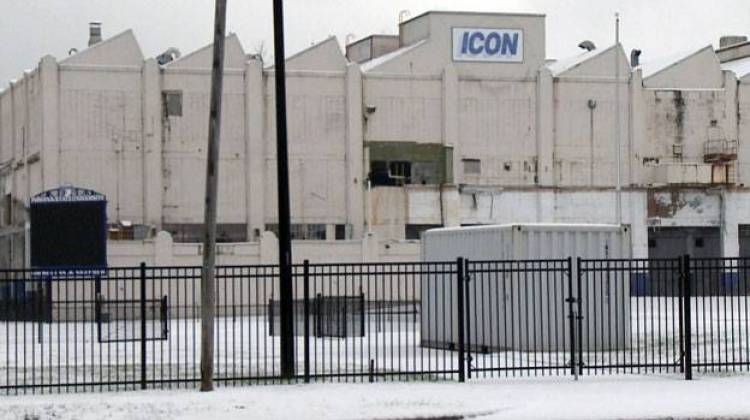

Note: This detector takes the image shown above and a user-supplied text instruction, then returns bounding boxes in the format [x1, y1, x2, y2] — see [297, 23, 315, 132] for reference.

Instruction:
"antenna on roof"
[578, 40, 596, 51]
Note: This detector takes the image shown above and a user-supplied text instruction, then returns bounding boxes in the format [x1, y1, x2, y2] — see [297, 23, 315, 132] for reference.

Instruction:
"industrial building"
[2, 10, 750, 267]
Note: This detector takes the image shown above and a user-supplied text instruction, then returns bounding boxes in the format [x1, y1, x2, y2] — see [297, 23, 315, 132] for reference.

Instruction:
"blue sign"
[452, 28, 523, 63]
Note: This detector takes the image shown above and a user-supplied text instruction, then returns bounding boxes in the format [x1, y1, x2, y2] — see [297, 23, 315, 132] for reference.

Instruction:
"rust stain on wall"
[647, 189, 704, 219]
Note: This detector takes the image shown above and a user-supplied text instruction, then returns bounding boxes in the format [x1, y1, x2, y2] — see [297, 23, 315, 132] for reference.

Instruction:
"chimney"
[720, 35, 748, 49]
[630, 49, 642, 67]
[88, 22, 102, 47]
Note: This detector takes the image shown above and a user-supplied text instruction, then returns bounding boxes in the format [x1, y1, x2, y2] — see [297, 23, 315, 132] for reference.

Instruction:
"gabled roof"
[547, 44, 628, 77]
[166, 33, 246, 70]
[638, 45, 723, 89]
[360, 40, 427, 73]
[59, 29, 144, 66]
[638, 46, 712, 79]
[722, 55, 750, 80]
[281, 37, 347, 71]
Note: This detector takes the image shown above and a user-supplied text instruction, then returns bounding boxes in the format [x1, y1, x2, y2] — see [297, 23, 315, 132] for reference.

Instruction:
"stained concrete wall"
[4, 11, 750, 268]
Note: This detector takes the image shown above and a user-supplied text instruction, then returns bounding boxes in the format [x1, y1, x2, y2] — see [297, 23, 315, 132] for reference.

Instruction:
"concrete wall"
[4, 11, 750, 268]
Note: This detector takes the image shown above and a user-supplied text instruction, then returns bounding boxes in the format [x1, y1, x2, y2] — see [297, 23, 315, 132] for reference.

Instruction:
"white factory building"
[2, 10, 750, 267]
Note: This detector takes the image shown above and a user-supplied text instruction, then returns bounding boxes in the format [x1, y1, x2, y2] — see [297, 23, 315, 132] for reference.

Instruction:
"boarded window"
[463, 159, 481, 175]
[163, 91, 183, 117]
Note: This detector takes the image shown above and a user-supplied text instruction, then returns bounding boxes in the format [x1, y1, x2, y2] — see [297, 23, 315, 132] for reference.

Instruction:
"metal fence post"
[464, 258, 472, 380]
[683, 254, 693, 381]
[140, 262, 147, 390]
[567, 257, 576, 378]
[577, 257, 584, 375]
[456, 257, 466, 382]
[303, 260, 310, 383]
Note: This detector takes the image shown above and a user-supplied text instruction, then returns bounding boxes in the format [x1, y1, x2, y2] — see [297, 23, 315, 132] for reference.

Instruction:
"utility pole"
[273, 0, 295, 379]
[614, 12, 623, 226]
[200, 0, 227, 392]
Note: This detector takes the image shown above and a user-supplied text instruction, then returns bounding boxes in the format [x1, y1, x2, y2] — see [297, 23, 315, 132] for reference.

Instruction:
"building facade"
[2, 11, 750, 267]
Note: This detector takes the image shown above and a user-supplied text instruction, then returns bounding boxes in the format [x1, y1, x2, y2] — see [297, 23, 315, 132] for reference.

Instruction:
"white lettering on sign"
[452, 28, 524, 63]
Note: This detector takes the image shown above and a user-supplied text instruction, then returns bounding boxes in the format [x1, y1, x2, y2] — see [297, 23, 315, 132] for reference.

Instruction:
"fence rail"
[1, 255, 750, 394]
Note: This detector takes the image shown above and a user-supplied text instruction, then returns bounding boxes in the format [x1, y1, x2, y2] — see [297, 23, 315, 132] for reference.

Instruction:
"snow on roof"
[546, 45, 614, 76]
[722, 55, 750, 79]
[637, 46, 711, 79]
[360, 40, 427, 72]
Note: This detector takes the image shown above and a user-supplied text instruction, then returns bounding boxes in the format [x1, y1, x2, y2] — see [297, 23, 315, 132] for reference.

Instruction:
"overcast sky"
[1, 0, 749, 83]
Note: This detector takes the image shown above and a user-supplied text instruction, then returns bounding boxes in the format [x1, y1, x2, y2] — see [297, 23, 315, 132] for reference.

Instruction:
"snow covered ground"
[3, 296, 750, 389]
[1, 373, 749, 419]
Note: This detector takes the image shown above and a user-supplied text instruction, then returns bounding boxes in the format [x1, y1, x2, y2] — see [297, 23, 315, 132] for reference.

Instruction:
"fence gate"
[576, 258, 685, 376]
[463, 259, 574, 378]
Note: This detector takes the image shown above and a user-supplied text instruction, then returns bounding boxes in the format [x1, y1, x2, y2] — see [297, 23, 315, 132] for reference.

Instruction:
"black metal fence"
[0, 261, 460, 394]
[2, 256, 750, 394]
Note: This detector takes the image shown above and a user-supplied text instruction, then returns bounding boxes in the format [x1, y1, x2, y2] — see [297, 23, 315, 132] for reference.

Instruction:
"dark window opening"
[367, 142, 453, 186]
[163, 91, 183, 117]
[163, 223, 247, 243]
[3, 194, 10, 226]
[405, 224, 442, 240]
[265, 223, 326, 240]
[648, 239, 656, 248]
[335, 224, 348, 240]
[695, 238, 705, 248]
[389, 161, 412, 184]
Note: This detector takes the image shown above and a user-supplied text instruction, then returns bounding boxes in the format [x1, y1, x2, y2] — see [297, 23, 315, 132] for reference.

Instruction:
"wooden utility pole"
[200, 0, 227, 392]
[273, 0, 296, 379]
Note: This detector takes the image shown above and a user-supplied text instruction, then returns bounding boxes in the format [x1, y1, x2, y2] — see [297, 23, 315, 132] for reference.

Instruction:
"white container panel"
[421, 224, 632, 352]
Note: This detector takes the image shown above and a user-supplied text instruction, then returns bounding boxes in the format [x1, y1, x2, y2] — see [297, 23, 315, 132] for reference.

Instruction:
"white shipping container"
[420, 223, 632, 352]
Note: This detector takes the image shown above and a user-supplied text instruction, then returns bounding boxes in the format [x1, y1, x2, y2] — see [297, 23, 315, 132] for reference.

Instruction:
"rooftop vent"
[88, 22, 102, 47]
[156, 47, 181, 65]
[630, 49, 642, 67]
[578, 40, 596, 52]
[720, 35, 748, 49]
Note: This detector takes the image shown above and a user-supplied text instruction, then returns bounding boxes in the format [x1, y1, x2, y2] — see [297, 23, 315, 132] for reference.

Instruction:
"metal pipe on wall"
[614, 13, 623, 226]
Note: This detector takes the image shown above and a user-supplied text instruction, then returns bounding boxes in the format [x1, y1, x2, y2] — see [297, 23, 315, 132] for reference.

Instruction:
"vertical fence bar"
[577, 258, 584, 375]
[303, 260, 310, 383]
[464, 258, 472, 380]
[456, 258, 465, 383]
[683, 254, 693, 381]
[568, 257, 576, 377]
[677, 258, 685, 374]
[140, 262, 147, 390]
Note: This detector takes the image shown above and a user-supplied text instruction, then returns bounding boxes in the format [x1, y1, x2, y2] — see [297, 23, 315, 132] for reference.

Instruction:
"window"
[463, 159, 481, 175]
[335, 224, 348, 240]
[162, 223, 247, 243]
[405, 224, 442, 240]
[265, 223, 327, 240]
[108, 224, 153, 240]
[648, 239, 656, 248]
[695, 238, 705, 248]
[367, 142, 453, 186]
[388, 161, 411, 184]
[163, 91, 183, 117]
[3, 194, 10, 226]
